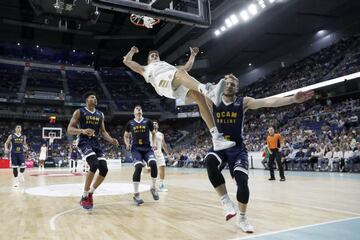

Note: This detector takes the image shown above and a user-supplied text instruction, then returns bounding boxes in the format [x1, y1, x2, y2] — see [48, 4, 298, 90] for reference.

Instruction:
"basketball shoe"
[222, 198, 237, 221]
[212, 133, 236, 151]
[80, 195, 92, 210]
[236, 214, 254, 233]
[150, 188, 159, 200]
[133, 193, 144, 206]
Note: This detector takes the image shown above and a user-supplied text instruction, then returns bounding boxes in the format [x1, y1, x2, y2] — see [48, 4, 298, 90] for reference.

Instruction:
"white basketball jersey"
[144, 61, 177, 98]
[40, 146, 47, 155]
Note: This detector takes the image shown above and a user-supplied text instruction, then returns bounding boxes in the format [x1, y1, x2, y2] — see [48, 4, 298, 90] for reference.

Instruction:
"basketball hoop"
[130, 14, 160, 29]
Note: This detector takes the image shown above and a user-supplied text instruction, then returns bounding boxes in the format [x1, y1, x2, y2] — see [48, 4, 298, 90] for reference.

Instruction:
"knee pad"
[148, 160, 158, 178]
[133, 164, 143, 182]
[205, 154, 225, 188]
[234, 171, 249, 204]
[86, 155, 99, 173]
[98, 160, 108, 177]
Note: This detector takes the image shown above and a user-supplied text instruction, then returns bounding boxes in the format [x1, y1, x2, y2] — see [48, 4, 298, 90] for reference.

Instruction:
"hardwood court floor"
[0, 166, 359, 240]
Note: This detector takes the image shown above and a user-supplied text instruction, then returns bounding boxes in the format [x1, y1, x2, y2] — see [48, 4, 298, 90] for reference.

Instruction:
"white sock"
[239, 212, 246, 220]
[220, 193, 230, 204]
[151, 178, 156, 189]
[210, 127, 219, 138]
[82, 191, 88, 198]
[159, 179, 164, 185]
[89, 186, 95, 194]
[14, 177, 19, 182]
[133, 181, 140, 193]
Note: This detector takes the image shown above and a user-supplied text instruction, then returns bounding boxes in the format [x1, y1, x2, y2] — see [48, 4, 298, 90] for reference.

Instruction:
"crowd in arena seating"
[242, 35, 360, 98]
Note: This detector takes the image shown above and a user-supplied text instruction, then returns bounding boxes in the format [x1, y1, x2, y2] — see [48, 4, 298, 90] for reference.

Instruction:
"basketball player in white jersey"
[153, 121, 171, 192]
[123, 46, 235, 151]
[39, 144, 47, 172]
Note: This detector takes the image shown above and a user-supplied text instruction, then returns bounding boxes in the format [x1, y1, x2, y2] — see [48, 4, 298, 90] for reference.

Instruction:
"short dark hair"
[148, 50, 159, 57]
[134, 105, 142, 109]
[83, 91, 97, 101]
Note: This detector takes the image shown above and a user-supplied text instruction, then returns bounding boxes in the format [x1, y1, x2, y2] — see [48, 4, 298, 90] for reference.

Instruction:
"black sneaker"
[268, 178, 276, 181]
[280, 178, 286, 181]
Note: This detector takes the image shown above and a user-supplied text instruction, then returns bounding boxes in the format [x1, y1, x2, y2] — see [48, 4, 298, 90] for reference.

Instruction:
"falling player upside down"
[123, 46, 235, 151]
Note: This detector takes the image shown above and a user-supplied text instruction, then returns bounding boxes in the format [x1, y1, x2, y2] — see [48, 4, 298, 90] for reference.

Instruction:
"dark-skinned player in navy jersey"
[124, 105, 159, 205]
[67, 92, 119, 210]
[4, 125, 29, 187]
[204, 74, 314, 233]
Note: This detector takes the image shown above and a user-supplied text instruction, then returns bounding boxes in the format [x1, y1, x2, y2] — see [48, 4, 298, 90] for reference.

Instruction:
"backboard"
[93, 0, 211, 28]
[42, 127, 63, 140]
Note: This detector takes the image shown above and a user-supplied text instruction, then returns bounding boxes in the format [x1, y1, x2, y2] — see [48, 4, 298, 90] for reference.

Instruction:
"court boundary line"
[227, 216, 360, 240]
[49, 200, 222, 231]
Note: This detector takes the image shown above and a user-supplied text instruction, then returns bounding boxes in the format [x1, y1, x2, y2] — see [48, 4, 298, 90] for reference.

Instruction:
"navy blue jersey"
[125, 118, 154, 148]
[213, 96, 245, 145]
[11, 133, 25, 154]
[78, 107, 103, 145]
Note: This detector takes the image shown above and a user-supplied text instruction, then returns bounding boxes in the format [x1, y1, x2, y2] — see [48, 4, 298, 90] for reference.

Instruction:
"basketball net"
[130, 14, 160, 29]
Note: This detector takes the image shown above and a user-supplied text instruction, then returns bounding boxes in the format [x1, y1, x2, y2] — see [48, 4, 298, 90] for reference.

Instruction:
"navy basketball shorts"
[131, 147, 156, 167]
[11, 152, 25, 168]
[205, 143, 249, 177]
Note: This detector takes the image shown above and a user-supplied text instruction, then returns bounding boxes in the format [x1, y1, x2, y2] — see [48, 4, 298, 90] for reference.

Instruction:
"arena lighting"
[268, 71, 360, 98]
[72, 49, 76, 52]
[240, 10, 250, 21]
[91, 51, 94, 55]
[225, 18, 233, 28]
[36, 45, 39, 48]
[248, 4, 258, 15]
[230, 14, 239, 24]
[214, 29, 221, 36]
[249, 63, 252, 66]
[220, 26, 227, 31]
[268, 0, 276, 3]
[257, 0, 266, 8]
[17, 42, 21, 46]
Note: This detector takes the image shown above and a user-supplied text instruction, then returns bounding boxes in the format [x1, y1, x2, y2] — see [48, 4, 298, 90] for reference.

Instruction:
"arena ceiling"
[0, 0, 359, 76]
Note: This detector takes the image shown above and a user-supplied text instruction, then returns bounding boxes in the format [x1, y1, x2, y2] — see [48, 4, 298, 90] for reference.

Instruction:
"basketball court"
[1, 166, 359, 240]
[0, 0, 360, 239]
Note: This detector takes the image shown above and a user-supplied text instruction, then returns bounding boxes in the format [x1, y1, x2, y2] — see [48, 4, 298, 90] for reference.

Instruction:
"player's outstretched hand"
[190, 47, 199, 56]
[294, 91, 314, 103]
[131, 46, 139, 53]
[111, 138, 119, 146]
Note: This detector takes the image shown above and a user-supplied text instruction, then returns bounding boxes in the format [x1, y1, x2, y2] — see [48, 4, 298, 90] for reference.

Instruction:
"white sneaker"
[236, 215, 254, 233]
[159, 183, 168, 192]
[213, 134, 236, 151]
[200, 79, 225, 106]
[222, 199, 237, 221]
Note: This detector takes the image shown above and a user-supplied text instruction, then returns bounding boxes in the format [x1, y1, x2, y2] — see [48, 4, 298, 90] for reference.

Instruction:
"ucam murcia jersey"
[125, 117, 154, 149]
[78, 107, 104, 145]
[11, 133, 25, 154]
[212, 96, 245, 146]
[143, 61, 178, 99]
